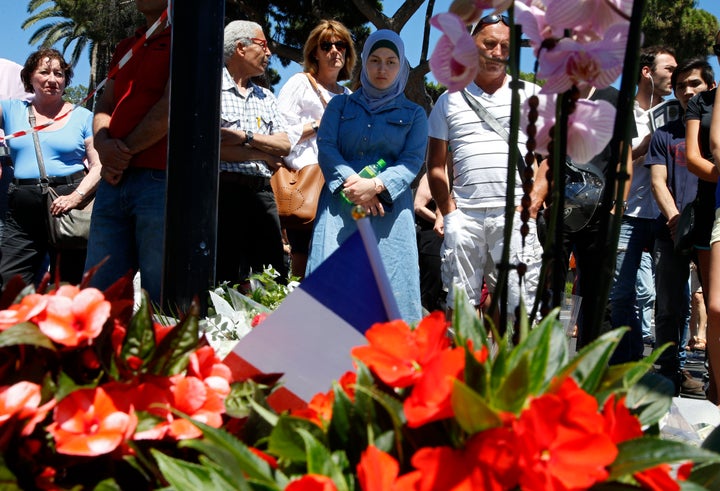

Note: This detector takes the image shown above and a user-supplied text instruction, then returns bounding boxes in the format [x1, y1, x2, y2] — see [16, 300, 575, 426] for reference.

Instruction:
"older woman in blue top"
[307, 30, 428, 322]
[0, 48, 101, 286]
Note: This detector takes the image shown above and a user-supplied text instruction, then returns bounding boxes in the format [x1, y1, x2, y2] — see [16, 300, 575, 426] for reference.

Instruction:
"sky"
[1, 0, 720, 94]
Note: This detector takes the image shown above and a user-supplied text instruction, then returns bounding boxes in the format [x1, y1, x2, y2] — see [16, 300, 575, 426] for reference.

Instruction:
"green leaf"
[152, 449, 238, 491]
[609, 437, 720, 479]
[560, 328, 627, 393]
[703, 425, 720, 453]
[268, 414, 326, 463]
[178, 418, 279, 489]
[0, 456, 21, 491]
[297, 428, 349, 491]
[0, 322, 55, 351]
[328, 382, 354, 450]
[92, 478, 123, 491]
[509, 312, 568, 395]
[494, 353, 530, 413]
[224, 380, 259, 419]
[687, 462, 720, 490]
[149, 303, 200, 376]
[624, 373, 674, 427]
[451, 379, 502, 433]
[452, 289, 488, 352]
[120, 293, 156, 372]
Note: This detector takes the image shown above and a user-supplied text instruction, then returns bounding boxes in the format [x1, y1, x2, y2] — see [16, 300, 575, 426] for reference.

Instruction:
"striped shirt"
[220, 67, 288, 177]
[428, 78, 538, 208]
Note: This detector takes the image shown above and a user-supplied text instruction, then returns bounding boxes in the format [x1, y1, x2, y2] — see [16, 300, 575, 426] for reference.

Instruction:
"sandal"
[690, 337, 707, 351]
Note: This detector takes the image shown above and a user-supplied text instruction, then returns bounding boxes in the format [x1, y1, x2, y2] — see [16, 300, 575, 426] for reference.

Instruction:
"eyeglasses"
[249, 38, 269, 51]
[714, 44, 720, 56]
[320, 41, 348, 52]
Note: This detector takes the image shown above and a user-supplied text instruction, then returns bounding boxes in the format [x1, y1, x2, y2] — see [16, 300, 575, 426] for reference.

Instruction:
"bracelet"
[75, 189, 86, 198]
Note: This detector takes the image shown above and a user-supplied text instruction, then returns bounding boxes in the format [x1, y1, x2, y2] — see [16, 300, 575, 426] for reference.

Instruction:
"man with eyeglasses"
[426, 14, 543, 326]
[218, 20, 291, 289]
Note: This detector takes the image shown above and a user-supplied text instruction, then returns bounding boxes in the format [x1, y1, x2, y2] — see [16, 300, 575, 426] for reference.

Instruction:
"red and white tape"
[0, 8, 169, 145]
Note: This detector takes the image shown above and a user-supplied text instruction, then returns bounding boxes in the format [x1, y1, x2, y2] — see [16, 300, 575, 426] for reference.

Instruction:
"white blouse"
[276, 72, 351, 170]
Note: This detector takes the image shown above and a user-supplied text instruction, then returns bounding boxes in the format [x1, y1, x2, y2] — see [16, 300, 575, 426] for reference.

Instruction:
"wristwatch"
[245, 130, 254, 146]
[311, 121, 319, 133]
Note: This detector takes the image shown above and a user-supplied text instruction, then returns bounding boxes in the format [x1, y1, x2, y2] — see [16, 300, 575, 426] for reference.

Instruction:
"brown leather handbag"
[271, 164, 325, 229]
[271, 73, 328, 230]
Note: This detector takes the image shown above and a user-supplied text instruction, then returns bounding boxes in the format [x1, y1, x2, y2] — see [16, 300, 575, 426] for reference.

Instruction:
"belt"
[220, 172, 271, 190]
[13, 170, 86, 186]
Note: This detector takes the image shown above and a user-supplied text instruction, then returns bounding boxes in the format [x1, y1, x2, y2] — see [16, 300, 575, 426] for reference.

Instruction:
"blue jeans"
[608, 216, 656, 363]
[85, 168, 166, 303]
[638, 251, 656, 339]
[653, 231, 690, 378]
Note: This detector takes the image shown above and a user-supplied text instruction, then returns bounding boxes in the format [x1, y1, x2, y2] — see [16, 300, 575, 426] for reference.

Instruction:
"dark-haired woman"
[0, 48, 101, 285]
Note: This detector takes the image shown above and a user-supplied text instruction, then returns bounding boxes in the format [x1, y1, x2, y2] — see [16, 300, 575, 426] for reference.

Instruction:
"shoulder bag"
[28, 106, 94, 250]
[461, 90, 605, 233]
[271, 73, 326, 230]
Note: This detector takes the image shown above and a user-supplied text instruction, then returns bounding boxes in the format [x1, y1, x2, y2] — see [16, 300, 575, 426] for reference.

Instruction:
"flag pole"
[352, 207, 402, 320]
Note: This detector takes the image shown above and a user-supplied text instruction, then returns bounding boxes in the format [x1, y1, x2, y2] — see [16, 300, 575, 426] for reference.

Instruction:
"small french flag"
[224, 220, 400, 410]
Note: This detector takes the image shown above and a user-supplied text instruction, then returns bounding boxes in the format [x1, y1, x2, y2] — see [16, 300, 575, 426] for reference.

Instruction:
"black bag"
[674, 200, 696, 255]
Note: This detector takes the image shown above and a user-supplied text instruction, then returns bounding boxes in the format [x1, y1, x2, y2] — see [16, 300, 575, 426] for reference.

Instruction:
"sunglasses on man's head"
[471, 14, 510, 35]
[714, 44, 720, 56]
[320, 41, 348, 52]
[479, 14, 510, 26]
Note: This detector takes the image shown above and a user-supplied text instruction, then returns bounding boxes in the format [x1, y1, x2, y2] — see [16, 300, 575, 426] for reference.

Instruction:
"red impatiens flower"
[0, 381, 55, 436]
[38, 286, 111, 347]
[293, 371, 357, 427]
[513, 377, 618, 491]
[358, 445, 400, 491]
[0, 293, 48, 330]
[404, 347, 466, 427]
[351, 312, 451, 388]
[285, 474, 338, 491]
[408, 427, 519, 490]
[634, 463, 681, 491]
[602, 393, 643, 443]
[46, 386, 137, 456]
[357, 445, 422, 491]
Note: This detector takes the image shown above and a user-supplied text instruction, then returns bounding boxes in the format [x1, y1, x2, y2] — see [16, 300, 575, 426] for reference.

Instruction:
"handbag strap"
[27, 105, 49, 193]
[461, 89, 529, 184]
[305, 73, 328, 108]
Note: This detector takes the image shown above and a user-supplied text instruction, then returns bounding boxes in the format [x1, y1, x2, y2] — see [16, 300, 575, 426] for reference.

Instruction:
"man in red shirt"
[85, 0, 170, 302]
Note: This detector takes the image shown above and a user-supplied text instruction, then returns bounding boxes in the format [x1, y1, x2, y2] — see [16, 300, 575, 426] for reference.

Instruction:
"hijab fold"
[358, 29, 410, 113]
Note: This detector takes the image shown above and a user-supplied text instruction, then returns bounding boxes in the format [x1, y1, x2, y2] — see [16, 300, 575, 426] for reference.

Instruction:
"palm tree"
[22, 0, 142, 106]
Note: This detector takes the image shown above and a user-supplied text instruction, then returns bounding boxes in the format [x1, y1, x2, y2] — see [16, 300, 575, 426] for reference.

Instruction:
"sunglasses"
[249, 37, 269, 51]
[714, 44, 720, 56]
[472, 14, 510, 35]
[320, 41, 348, 52]
[479, 14, 510, 26]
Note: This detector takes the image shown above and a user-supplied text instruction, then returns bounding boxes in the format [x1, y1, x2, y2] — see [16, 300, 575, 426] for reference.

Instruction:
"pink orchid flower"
[537, 22, 628, 94]
[523, 94, 615, 163]
[449, 0, 514, 24]
[429, 12, 479, 92]
[546, 0, 632, 38]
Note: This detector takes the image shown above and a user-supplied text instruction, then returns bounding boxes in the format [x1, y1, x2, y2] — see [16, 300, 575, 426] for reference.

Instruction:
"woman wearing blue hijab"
[306, 30, 428, 322]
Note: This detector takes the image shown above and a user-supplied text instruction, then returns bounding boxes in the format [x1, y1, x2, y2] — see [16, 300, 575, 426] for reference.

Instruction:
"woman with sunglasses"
[306, 29, 428, 322]
[276, 20, 356, 279]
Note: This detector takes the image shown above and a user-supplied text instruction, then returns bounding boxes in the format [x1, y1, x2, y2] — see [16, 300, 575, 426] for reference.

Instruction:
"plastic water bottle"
[341, 158, 387, 204]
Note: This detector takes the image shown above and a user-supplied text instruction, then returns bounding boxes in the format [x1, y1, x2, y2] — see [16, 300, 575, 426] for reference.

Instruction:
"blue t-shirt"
[1, 99, 92, 178]
[645, 118, 698, 214]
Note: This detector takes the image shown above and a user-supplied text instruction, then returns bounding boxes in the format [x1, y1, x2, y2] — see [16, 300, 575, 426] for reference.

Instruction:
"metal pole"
[162, 0, 225, 315]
